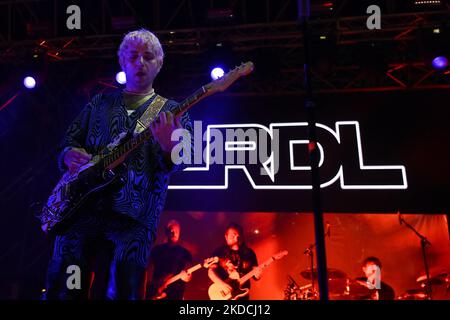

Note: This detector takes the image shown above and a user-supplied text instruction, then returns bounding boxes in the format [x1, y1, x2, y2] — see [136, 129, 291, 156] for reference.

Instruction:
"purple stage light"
[23, 76, 36, 89]
[210, 67, 225, 80]
[432, 56, 448, 70]
[116, 71, 127, 84]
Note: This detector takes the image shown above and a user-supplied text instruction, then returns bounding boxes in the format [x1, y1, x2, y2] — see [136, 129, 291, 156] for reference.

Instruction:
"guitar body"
[40, 158, 123, 234]
[147, 277, 171, 300]
[208, 280, 250, 300]
[208, 250, 288, 300]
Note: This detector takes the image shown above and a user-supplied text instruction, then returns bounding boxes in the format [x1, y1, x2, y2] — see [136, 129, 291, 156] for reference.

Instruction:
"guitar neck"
[165, 263, 202, 286]
[238, 256, 276, 285]
[102, 86, 209, 170]
[172, 86, 208, 118]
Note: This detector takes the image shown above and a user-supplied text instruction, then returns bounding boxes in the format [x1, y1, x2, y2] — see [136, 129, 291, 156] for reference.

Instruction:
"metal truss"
[0, 3, 449, 95]
[2, 9, 449, 56]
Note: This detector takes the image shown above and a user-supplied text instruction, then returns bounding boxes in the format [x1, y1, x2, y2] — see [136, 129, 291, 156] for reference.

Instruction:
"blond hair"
[118, 28, 164, 63]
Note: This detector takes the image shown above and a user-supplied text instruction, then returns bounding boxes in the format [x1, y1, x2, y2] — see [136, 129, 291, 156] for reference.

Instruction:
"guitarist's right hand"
[64, 147, 92, 173]
[216, 280, 232, 294]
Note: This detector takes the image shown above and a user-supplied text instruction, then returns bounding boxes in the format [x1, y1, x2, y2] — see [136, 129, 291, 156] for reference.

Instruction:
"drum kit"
[285, 268, 373, 300]
[285, 267, 449, 300]
[397, 268, 449, 300]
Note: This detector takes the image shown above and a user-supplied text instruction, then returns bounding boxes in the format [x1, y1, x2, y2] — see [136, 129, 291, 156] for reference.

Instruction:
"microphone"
[325, 221, 331, 238]
[397, 211, 403, 226]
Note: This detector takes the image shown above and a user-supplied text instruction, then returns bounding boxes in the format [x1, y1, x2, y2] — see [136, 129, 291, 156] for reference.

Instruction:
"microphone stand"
[303, 226, 330, 299]
[297, 0, 329, 301]
[304, 244, 316, 297]
[399, 213, 433, 299]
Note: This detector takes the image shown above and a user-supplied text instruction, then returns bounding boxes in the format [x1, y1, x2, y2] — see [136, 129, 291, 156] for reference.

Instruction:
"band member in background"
[43, 28, 192, 300]
[146, 220, 192, 300]
[208, 222, 262, 300]
[356, 256, 395, 300]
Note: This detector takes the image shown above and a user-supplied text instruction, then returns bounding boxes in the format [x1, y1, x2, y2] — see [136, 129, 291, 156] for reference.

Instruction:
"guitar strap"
[133, 94, 168, 135]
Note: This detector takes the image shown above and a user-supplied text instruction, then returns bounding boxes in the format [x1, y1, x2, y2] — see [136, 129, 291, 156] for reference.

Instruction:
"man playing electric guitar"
[147, 220, 192, 300]
[41, 28, 254, 300]
[42, 29, 193, 300]
[208, 223, 262, 300]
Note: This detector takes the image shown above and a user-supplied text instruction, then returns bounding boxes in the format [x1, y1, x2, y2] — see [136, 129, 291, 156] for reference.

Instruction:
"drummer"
[355, 256, 395, 300]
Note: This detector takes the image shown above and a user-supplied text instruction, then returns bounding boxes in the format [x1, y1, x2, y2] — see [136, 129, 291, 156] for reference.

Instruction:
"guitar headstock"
[204, 61, 254, 95]
[203, 256, 219, 268]
[272, 250, 288, 260]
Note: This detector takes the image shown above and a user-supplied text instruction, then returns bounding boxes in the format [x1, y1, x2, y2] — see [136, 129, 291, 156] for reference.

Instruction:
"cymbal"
[397, 288, 427, 300]
[300, 268, 347, 280]
[416, 268, 448, 286]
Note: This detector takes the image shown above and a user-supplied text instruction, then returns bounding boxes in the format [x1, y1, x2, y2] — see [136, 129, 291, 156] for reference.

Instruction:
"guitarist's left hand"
[253, 266, 263, 280]
[150, 111, 182, 153]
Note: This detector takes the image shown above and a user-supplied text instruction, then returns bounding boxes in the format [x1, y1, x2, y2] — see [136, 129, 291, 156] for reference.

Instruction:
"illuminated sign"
[169, 121, 407, 190]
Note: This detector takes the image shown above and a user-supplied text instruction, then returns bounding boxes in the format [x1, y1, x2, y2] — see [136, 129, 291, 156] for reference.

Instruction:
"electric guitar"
[149, 256, 219, 300]
[208, 250, 288, 300]
[39, 62, 254, 234]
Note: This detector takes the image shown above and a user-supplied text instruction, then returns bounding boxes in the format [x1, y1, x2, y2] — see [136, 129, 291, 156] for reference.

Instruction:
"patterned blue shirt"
[57, 90, 192, 236]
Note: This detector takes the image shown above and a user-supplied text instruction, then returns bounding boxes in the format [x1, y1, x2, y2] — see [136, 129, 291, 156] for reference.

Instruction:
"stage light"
[433, 28, 440, 34]
[210, 67, 224, 80]
[23, 76, 36, 89]
[432, 56, 448, 70]
[116, 71, 126, 84]
[414, 0, 441, 5]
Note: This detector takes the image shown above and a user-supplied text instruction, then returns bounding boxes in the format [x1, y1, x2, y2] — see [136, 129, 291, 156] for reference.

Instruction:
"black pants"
[43, 213, 154, 300]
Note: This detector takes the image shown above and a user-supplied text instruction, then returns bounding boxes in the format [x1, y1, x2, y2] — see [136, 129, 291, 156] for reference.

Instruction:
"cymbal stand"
[304, 242, 317, 299]
[399, 213, 433, 300]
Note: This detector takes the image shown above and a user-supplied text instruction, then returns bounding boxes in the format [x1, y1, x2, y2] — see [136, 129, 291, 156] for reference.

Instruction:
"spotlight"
[116, 71, 126, 84]
[432, 56, 448, 70]
[414, 0, 441, 5]
[210, 67, 225, 80]
[23, 76, 36, 89]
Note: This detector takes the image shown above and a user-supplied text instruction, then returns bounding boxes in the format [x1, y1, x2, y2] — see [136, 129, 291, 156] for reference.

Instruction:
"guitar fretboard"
[166, 263, 203, 286]
[102, 86, 207, 169]
[238, 251, 287, 285]
[239, 257, 275, 285]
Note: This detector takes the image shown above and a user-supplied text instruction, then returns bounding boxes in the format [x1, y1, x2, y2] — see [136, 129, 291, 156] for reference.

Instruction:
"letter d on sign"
[66, 265, 81, 290]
